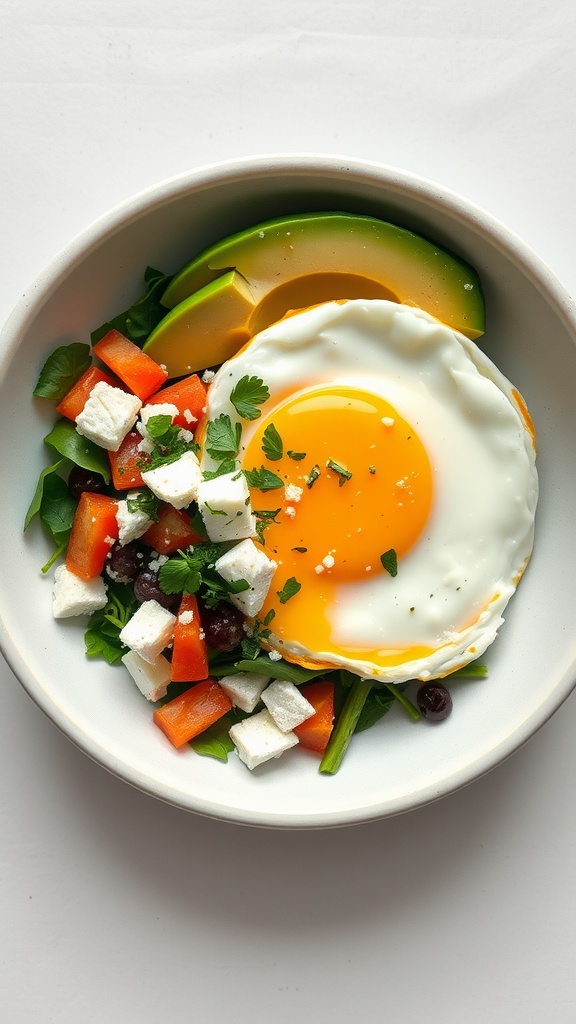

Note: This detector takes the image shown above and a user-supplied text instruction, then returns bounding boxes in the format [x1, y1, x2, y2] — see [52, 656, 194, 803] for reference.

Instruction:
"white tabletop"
[2, 2, 576, 1020]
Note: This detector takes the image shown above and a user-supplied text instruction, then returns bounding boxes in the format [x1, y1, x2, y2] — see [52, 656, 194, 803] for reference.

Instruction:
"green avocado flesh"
[143, 212, 485, 378]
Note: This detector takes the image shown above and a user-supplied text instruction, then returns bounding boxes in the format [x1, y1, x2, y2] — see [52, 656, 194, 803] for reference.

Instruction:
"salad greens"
[28, 266, 488, 776]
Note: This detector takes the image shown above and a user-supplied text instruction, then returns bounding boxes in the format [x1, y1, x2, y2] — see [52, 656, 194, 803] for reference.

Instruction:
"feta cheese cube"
[52, 565, 108, 618]
[218, 671, 270, 713]
[214, 539, 276, 617]
[141, 451, 202, 510]
[261, 678, 316, 732]
[75, 381, 142, 452]
[115, 491, 153, 545]
[119, 600, 176, 663]
[121, 650, 171, 702]
[197, 471, 256, 542]
[229, 709, 298, 770]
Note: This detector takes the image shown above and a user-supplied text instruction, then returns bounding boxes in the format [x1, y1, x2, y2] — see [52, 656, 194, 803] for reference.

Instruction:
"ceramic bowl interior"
[2, 154, 576, 828]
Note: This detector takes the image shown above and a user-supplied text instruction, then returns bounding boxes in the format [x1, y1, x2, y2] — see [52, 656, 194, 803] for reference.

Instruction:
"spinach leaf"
[90, 267, 173, 347]
[24, 457, 67, 531]
[84, 583, 139, 665]
[190, 712, 243, 762]
[33, 343, 91, 400]
[44, 419, 111, 483]
[39, 473, 77, 539]
[210, 656, 330, 686]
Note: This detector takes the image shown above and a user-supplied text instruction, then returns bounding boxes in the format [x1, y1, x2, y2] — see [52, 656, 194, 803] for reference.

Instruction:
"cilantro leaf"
[205, 414, 242, 461]
[33, 343, 91, 400]
[91, 267, 174, 347]
[158, 553, 202, 595]
[277, 577, 301, 604]
[244, 466, 284, 491]
[230, 375, 270, 420]
[380, 548, 398, 577]
[261, 422, 283, 461]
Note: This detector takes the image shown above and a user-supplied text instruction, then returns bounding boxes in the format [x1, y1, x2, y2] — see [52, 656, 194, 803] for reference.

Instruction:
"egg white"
[203, 299, 538, 682]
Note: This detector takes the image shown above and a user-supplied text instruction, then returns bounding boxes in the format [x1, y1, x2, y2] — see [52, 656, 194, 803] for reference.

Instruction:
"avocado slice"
[145, 213, 484, 377]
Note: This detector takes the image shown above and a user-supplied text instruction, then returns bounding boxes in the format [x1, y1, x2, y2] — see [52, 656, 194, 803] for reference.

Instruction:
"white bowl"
[1, 154, 576, 829]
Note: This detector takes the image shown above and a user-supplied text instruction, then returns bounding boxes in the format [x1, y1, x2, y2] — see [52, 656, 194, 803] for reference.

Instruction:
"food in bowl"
[26, 210, 538, 775]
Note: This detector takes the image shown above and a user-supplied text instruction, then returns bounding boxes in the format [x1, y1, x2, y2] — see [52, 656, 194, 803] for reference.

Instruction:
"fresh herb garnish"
[240, 608, 276, 660]
[287, 450, 306, 461]
[202, 457, 238, 481]
[91, 266, 173, 347]
[243, 466, 284, 491]
[306, 464, 320, 489]
[326, 458, 352, 486]
[144, 414, 198, 469]
[33, 343, 91, 400]
[276, 577, 301, 604]
[380, 548, 398, 577]
[126, 488, 161, 522]
[230, 375, 269, 421]
[253, 508, 281, 544]
[261, 422, 283, 461]
[205, 414, 242, 461]
[158, 543, 249, 609]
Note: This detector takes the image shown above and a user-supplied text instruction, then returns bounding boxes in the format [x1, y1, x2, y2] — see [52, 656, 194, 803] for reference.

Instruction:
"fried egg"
[203, 299, 538, 682]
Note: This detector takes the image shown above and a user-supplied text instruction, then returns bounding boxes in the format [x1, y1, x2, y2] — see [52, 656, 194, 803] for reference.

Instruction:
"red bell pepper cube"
[108, 431, 149, 491]
[293, 680, 335, 754]
[55, 366, 116, 421]
[144, 374, 207, 428]
[153, 678, 232, 748]
[170, 594, 209, 683]
[66, 492, 119, 581]
[142, 504, 204, 555]
[93, 329, 168, 401]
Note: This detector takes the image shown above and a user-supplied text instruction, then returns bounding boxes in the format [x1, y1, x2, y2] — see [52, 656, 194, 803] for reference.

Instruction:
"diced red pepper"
[66, 492, 119, 581]
[293, 680, 335, 754]
[108, 431, 149, 491]
[153, 678, 232, 748]
[144, 374, 207, 428]
[55, 366, 116, 421]
[142, 504, 203, 554]
[93, 329, 168, 401]
[170, 594, 209, 683]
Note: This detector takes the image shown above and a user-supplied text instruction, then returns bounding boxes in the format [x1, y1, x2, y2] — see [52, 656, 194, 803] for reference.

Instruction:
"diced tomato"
[144, 374, 207, 428]
[293, 680, 335, 754]
[93, 329, 168, 401]
[170, 594, 209, 683]
[55, 366, 116, 421]
[108, 431, 149, 490]
[65, 492, 119, 581]
[153, 678, 232, 748]
[142, 504, 203, 554]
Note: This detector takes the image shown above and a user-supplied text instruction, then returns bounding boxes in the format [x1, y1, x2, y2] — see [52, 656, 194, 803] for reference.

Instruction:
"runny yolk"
[242, 384, 434, 668]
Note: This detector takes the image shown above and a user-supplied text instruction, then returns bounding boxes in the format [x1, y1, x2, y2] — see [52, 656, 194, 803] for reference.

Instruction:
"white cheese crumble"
[285, 483, 303, 503]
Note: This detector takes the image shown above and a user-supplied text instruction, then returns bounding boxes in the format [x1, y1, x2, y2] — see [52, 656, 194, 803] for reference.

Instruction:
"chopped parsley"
[230, 375, 270, 421]
[380, 548, 398, 577]
[205, 414, 242, 461]
[126, 488, 161, 522]
[261, 422, 283, 461]
[144, 414, 198, 469]
[253, 507, 281, 544]
[306, 464, 321, 489]
[276, 577, 302, 604]
[243, 466, 284, 491]
[158, 543, 249, 608]
[287, 450, 306, 461]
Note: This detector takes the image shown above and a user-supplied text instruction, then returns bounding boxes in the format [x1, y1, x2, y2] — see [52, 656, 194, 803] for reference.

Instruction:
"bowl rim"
[2, 152, 576, 829]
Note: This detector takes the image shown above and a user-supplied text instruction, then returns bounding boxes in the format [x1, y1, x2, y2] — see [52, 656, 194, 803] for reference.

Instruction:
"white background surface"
[2, 2, 576, 1021]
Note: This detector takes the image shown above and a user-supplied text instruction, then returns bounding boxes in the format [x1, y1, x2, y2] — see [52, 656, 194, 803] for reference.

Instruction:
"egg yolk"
[242, 384, 435, 668]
